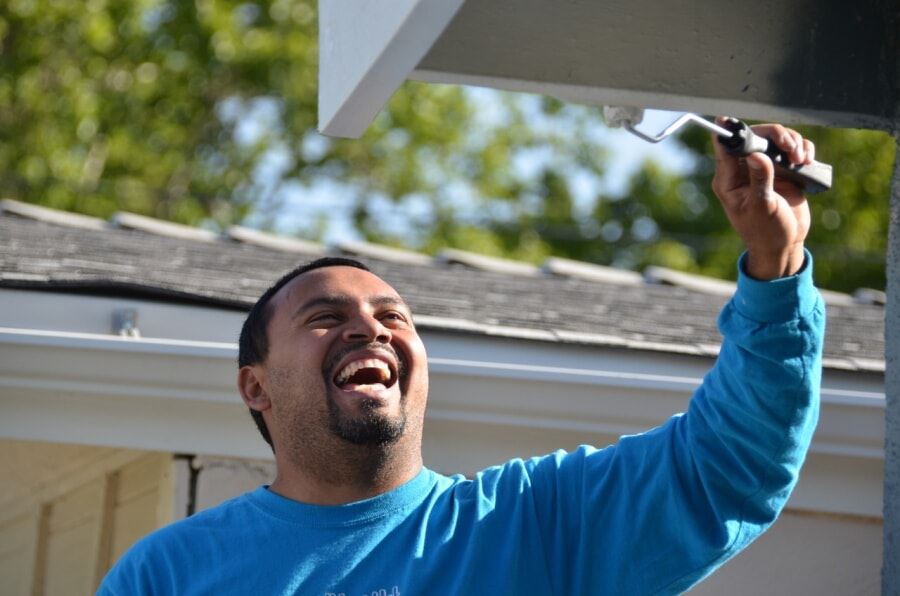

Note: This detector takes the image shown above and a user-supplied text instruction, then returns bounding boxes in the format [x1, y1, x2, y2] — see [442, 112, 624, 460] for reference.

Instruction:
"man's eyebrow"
[292, 296, 351, 318]
[369, 295, 409, 309]
[292, 294, 409, 318]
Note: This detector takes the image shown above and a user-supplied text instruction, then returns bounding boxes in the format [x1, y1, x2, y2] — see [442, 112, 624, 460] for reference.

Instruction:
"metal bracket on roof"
[112, 308, 141, 338]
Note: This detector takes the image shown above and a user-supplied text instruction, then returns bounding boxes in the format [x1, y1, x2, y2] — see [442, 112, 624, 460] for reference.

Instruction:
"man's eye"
[381, 312, 406, 322]
[310, 313, 338, 323]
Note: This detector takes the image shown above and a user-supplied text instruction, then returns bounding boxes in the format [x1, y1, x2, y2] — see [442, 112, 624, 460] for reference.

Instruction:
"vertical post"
[885, 131, 900, 594]
[30, 503, 50, 596]
[93, 472, 119, 591]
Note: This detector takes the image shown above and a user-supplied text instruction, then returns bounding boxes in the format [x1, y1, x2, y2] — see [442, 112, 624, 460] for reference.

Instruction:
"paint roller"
[603, 107, 833, 194]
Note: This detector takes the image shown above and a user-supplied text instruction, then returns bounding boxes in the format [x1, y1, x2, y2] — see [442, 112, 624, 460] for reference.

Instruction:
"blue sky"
[236, 88, 697, 246]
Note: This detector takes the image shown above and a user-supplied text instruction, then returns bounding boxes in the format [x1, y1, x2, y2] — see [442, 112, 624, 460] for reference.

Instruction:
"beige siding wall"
[109, 455, 174, 564]
[689, 509, 882, 595]
[0, 440, 174, 596]
[0, 512, 39, 596]
[39, 480, 106, 595]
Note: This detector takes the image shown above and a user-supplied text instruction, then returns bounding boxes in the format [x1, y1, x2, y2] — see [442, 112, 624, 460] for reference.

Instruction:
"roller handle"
[717, 118, 833, 194]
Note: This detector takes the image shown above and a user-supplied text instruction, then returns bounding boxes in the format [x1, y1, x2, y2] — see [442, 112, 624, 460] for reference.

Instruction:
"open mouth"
[332, 357, 399, 394]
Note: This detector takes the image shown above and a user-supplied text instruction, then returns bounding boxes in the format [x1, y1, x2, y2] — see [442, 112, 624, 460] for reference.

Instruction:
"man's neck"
[268, 439, 423, 505]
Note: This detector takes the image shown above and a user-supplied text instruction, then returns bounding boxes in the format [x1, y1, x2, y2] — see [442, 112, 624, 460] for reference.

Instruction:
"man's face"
[260, 266, 428, 451]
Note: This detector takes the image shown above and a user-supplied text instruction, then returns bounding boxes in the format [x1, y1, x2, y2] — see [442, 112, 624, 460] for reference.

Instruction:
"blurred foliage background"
[0, 0, 895, 292]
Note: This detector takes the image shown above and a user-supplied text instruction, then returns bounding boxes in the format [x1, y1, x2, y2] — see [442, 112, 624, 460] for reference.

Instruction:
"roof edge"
[111, 212, 219, 242]
[437, 248, 539, 276]
[543, 256, 642, 285]
[0, 199, 107, 230]
[335, 240, 433, 265]
[226, 226, 325, 254]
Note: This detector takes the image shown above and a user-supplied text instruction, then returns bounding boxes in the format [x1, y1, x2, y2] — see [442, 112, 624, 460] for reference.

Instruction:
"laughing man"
[100, 122, 824, 595]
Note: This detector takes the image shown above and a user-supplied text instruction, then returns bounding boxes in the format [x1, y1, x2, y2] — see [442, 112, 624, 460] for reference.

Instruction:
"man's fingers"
[746, 123, 815, 165]
[711, 117, 744, 193]
[803, 139, 815, 164]
[748, 124, 795, 153]
[745, 152, 775, 203]
[711, 118, 811, 207]
[786, 129, 805, 164]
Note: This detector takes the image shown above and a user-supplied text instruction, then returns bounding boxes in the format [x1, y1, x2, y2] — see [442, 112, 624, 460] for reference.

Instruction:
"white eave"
[319, 0, 895, 138]
[0, 288, 886, 518]
[318, 0, 466, 137]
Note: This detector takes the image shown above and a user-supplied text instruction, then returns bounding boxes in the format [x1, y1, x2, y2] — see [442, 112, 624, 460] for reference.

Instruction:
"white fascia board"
[0, 327, 234, 359]
[429, 356, 886, 409]
[0, 328, 262, 457]
[0, 289, 246, 344]
[318, 0, 464, 138]
[0, 323, 885, 459]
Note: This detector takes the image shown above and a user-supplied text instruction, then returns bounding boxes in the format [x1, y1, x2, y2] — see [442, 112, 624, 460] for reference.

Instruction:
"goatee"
[327, 396, 407, 445]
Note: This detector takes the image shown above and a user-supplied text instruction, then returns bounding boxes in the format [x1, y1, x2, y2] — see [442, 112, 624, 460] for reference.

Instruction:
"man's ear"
[238, 366, 270, 412]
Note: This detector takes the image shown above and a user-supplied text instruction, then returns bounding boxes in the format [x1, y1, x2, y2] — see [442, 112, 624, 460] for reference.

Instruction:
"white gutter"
[0, 326, 884, 456]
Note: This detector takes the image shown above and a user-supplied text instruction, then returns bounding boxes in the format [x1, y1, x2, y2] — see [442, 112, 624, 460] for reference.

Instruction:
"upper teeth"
[335, 358, 391, 385]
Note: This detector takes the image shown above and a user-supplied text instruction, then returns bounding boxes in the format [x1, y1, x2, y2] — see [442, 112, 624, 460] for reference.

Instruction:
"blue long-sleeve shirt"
[99, 253, 824, 595]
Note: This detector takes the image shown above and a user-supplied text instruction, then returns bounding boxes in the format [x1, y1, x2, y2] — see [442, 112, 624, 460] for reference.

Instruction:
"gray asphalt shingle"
[0, 211, 885, 370]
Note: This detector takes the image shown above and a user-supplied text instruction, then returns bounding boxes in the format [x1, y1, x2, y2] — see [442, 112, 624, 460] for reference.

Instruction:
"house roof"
[0, 200, 885, 372]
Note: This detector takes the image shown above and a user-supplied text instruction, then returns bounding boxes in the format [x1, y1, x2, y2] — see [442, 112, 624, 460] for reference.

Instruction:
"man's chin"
[327, 392, 407, 445]
[330, 414, 406, 445]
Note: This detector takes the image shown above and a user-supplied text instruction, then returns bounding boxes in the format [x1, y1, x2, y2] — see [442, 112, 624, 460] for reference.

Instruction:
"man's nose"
[342, 313, 392, 343]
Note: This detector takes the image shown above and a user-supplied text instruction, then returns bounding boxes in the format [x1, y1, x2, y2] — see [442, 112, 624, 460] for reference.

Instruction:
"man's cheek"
[409, 365, 428, 396]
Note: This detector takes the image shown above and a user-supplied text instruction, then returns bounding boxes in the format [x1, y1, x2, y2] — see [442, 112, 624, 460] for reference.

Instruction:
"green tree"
[468, 110, 894, 293]
[0, 0, 603, 244]
[1, 0, 894, 292]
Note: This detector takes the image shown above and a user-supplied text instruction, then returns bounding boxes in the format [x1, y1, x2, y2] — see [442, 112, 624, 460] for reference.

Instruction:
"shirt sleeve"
[95, 527, 176, 596]
[527, 250, 825, 595]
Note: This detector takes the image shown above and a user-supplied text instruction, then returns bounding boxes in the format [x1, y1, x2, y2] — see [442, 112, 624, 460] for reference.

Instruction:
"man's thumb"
[746, 153, 774, 202]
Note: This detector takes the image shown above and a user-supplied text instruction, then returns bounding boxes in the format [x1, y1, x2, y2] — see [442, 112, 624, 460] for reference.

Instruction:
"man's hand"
[711, 119, 815, 280]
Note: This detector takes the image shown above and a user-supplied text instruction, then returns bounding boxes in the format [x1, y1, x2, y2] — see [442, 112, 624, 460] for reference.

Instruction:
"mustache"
[322, 342, 407, 379]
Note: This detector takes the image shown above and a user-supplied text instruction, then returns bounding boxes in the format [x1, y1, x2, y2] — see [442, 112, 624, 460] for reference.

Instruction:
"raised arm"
[525, 122, 826, 594]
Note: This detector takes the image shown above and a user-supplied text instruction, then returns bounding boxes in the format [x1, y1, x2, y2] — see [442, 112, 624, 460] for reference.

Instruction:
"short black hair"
[238, 256, 370, 449]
